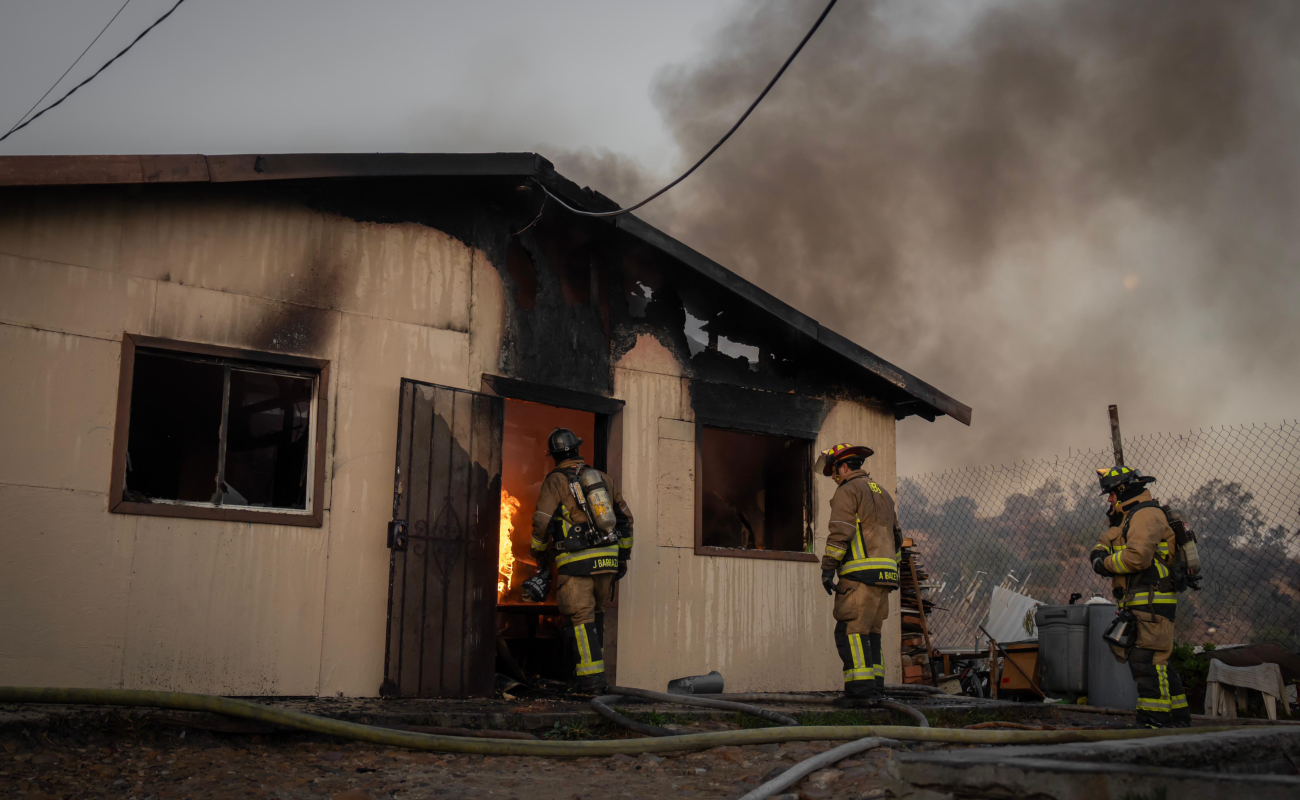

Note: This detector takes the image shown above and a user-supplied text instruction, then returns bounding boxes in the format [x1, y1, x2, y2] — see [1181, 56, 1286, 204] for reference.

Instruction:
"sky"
[2, 0, 1297, 477]
[0, 0, 743, 165]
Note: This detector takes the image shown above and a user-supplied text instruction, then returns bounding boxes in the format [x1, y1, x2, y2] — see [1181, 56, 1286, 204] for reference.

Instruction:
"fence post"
[1108, 405, 1124, 467]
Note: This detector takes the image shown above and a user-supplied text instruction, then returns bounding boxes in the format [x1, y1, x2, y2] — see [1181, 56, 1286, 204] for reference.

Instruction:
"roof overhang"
[0, 153, 971, 425]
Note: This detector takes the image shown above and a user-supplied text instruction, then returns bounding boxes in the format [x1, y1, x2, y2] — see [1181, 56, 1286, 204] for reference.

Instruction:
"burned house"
[0, 154, 969, 697]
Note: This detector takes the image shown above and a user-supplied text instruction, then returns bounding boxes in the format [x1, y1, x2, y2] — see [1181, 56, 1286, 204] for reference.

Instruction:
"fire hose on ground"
[0, 686, 1248, 757]
[737, 736, 898, 800]
[591, 687, 929, 736]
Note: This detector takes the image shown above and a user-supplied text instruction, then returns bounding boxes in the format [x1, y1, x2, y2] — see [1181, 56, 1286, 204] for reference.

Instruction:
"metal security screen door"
[383, 380, 503, 697]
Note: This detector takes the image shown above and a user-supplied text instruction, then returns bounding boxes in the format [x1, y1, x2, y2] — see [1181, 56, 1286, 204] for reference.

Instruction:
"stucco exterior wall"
[612, 335, 901, 692]
[0, 189, 501, 695]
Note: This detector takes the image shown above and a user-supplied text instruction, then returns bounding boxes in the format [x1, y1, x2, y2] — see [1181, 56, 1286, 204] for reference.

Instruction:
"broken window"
[698, 426, 813, 555]
[113, 337, 326, 524]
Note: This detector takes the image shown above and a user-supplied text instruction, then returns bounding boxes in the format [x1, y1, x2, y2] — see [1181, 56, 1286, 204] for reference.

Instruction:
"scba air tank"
[1182, 539, 1200, 575]
[578, 467, 618, 533]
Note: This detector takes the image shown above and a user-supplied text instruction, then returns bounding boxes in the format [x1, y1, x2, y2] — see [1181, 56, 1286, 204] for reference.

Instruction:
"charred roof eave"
[0, 152, 972, 425]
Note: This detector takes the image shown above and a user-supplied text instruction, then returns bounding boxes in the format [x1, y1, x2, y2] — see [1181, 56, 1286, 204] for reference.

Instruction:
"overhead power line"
[4, 0, 135, 138]
[0, 0, 188, 145]
[535, 0, 839, 219]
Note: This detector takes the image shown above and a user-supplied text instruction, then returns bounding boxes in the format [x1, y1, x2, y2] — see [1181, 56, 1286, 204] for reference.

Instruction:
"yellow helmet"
[1097, 465, 1155, 495]
[814, 443, 875, 476]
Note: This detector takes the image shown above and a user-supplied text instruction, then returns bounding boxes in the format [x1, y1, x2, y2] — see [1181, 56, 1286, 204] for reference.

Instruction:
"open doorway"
[497, 398, 598, 684]
[383, 377, 621, 698]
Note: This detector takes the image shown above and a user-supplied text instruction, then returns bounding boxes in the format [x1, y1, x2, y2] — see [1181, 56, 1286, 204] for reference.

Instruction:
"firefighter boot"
[870, 632, 885, 693]
[1169, 667, 1192, 727]
[1129, 649, 1174, 728]
[567, 620, 606, 695]
[834, 623, 881, 706]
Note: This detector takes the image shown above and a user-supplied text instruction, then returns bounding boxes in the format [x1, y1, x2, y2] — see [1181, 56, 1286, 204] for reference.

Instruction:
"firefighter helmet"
[1096, 465, 1155, 496]
[814, 443, 875, 476]
[547, 428, 583, 457]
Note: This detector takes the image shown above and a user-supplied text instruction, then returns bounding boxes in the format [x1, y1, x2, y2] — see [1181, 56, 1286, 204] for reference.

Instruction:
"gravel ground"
[1, 730, 899, 800]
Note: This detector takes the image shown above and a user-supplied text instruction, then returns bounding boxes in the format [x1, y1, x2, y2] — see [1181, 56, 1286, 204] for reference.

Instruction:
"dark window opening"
[124, 349, 317, 512]
[698, 426, 812, 554]
[683, 310, 759, 370]
[628, 280, 653, 318]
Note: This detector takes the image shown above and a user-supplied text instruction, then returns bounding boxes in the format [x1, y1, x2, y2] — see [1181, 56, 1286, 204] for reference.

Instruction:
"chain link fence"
[899, 420, 1300, 651]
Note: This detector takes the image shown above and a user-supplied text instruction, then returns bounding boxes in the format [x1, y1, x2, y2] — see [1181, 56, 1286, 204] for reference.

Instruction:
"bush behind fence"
[900, 420, 1300, 651]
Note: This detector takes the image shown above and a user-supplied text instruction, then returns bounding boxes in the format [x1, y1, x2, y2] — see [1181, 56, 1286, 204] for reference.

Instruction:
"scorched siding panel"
[121, 515, 329, 696]
[0, 484, 136, 688]
[0, 187, 128, 274]
[0, 254, 154, 342]
[317, 312, 472, 696]
[0, 325, 120, 494]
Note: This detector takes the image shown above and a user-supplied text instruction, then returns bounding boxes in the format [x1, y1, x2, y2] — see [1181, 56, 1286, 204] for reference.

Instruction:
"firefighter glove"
[1090, 551, 1111, 577]
[615, 561, 628, 582]
[521, 570, 552, 603]
[822, 569, 837, 596]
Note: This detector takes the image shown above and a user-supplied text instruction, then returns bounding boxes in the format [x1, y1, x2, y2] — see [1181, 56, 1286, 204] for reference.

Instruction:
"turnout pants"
[1109, 613, 1190, 727]
[557, 573, 615, 685]
[833, 580, 890, 696]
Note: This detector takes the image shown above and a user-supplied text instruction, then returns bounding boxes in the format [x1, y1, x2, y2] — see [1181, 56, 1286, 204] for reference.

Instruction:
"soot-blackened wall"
[296, 176, 899, 423]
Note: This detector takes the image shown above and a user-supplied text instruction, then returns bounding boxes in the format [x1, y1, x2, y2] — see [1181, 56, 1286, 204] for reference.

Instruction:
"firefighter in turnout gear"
[1089, 466, 1191, 728]
[527, 428, 633, 694]
[815, 443, 902, 706]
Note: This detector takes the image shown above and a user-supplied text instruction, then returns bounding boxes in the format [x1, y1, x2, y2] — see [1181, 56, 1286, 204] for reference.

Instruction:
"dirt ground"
[2, 729, 901, 800]
[0, 698, 1231, 800]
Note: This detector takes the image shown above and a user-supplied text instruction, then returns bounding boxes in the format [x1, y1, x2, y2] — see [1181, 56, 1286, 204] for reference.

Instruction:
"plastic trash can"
[1035, 605, 1090, 694]
[1086, 603, 1139, 710]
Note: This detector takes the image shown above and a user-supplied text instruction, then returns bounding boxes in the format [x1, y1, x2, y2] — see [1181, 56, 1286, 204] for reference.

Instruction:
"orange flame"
[498, 489, 521, 599]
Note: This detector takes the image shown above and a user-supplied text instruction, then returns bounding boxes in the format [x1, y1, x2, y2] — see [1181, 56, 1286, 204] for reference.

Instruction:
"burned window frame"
[109, 334, 330, 528]
[693, 422, 818, 563]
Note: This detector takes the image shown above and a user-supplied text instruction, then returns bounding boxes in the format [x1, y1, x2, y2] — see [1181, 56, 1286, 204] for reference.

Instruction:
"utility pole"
[1108, 405, 1125, 467]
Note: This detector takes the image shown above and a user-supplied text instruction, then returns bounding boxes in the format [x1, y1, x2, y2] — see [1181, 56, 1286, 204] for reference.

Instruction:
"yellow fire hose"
[0, 687, 1254, 757]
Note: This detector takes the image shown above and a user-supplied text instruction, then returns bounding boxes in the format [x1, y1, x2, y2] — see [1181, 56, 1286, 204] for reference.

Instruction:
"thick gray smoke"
[557, 0, 1300, 475]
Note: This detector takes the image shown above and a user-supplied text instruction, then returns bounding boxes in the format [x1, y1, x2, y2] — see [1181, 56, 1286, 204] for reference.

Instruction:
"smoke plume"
[557, 0, 1300, 475]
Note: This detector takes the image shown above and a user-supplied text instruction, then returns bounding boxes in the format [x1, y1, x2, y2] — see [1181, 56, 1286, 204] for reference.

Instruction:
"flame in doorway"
[498, 489, 521, 599]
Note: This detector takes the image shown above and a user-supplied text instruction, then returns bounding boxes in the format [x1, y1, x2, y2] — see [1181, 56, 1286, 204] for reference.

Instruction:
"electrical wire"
[508, 193, 547, 237]
[0, 0, 187, 145]
[4, 0, 134, 138]
[535, 0, 839, 218]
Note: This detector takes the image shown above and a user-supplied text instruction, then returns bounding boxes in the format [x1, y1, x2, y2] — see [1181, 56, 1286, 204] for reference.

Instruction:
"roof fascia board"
[204, 152, 542, 182]
[0, 154, 208, 185]
[0, 153, 541, 186]
[816, 325, 971, 424]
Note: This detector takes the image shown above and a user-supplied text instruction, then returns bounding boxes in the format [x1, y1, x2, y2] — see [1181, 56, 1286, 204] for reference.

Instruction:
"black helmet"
[547, 428, 583, 457]
[1097, 465, 1155, 496]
